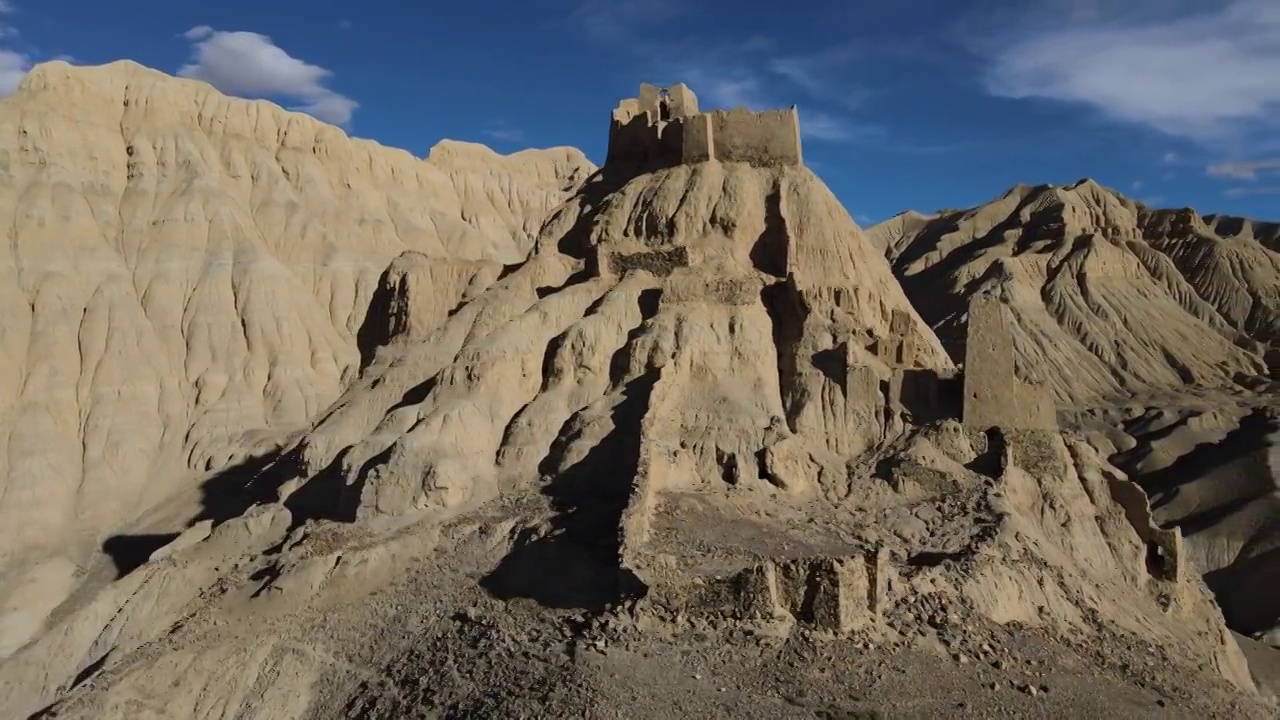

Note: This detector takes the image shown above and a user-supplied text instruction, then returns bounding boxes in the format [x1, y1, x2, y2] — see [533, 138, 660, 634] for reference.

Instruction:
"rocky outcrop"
[0, 60, 594, 575]
[865, 180, 1275, 406]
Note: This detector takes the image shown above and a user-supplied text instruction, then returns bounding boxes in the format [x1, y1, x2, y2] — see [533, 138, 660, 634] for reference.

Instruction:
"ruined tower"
[605, 82, 803, 170]
[961, 295, 1056, 431]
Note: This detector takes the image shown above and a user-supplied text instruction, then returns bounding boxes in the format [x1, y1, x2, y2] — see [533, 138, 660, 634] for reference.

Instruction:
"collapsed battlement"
[606, 82, 803, 170]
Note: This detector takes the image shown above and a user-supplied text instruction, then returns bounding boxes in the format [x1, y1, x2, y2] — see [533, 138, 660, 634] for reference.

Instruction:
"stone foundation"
[687, 550, 888, 633]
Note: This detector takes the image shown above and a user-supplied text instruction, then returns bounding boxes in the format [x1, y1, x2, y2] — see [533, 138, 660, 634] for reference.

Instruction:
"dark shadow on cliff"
[482, 292, 660, 611]
[101, 441, 359, 579]
[1118, 407, 1274, 512]
[1110, 406, 1278, 639]
[750, 179, 788, 278]
[1206, 546, 1280, 636]
[550, 161, 649, 261]
[356, 265, 396, 372]
[889, 188, 1060, 362]
[761, 277, 808, 434]
[101, 533, 180, 579]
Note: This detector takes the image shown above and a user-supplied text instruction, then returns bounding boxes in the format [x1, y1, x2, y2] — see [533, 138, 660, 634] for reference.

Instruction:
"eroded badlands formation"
[0, 68, 1274, 718]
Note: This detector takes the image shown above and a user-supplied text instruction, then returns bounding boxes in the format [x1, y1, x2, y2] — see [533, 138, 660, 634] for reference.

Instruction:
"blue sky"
[1, 0, 1277, 224]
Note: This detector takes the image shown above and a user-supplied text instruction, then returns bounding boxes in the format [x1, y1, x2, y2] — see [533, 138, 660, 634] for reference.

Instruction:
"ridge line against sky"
[0, 0, 1275, 222]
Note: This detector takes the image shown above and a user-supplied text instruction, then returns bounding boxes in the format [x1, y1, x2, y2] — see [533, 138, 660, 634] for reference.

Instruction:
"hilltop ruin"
[606, 82, 803, 169]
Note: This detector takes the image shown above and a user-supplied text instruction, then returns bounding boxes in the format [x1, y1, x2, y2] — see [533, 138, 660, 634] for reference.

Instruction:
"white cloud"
[768, 46, 857, 105]
[981, 0, 1280, 145]
[0, 1, 26, 95]
[767, 44, 875, 111]
[561, 0, 685, 41]
[0, 0, 25, 96]
[562, 3, 880, 146]
[1161, 151, 1179, 165]
[1224, 185, 1280, 198]
[694, 75, 770, 110]
[178, 26, 357, 126]
[484, 128, 525, 143]
[0, 48, 26, 95]
[1206, 158, 1280, 180]
[1131, 180, 1144, 191]
[801, 110, 884, 144]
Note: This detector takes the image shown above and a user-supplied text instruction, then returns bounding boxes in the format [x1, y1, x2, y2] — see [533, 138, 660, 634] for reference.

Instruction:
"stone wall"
[690, 550, 888, 633]
[962, 295, 1056, 431]
[605, 82, 699, 169]
[617, 368, 675, 578]
[1106, 473, 1185, 582]
[600, 246, 692, 278]
[607, 112, 685, 169]
[874, 308, 920, 367]
[890, 367, 962, 423]
[707, 108, 802, 167]
[680, 113, 714, 164]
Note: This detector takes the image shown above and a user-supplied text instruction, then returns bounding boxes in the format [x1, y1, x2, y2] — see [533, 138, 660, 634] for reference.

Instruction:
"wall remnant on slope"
[687, 550, 888, 633]
[606, 83, 802, 170]
[962, 295, 1056, 431]
[597, 245, 692, 279]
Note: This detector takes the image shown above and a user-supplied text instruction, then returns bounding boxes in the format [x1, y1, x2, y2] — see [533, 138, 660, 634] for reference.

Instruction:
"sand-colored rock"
[865, 180, 1275, 407]
[0, 59, 593, 576]
[0, 65, 1274, 719]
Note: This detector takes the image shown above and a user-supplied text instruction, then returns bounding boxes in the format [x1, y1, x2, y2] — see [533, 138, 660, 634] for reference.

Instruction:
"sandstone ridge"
[0, 69, 1270, 718]
[865, 179, 1277, 406]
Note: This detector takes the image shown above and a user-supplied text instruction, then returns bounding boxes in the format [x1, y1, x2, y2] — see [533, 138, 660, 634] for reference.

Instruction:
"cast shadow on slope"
[101, 446, 339, 579]
[1118, 408, 1276, 517]
[480, 373, 655, 611]
[480, 293, 660, 612]
[549, 164, 640, 261]
[1110, 407, 1279, 636]
[886, 191, 1071, 359]
[101, 163, 685, 582]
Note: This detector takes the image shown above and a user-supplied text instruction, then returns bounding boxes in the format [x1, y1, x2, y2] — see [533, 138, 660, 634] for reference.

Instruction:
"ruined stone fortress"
[600, 84, 1059, 438]
[606, 82, 803, 169]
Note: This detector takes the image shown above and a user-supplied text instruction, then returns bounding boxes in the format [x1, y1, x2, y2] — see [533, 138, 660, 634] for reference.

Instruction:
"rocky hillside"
[865, 180, 1277, 407]
[0, 60, 593, 575]
[0, 64, 1272, 718]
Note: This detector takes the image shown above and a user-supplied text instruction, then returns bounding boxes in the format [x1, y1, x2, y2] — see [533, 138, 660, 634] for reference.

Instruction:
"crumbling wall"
[618, 368, 677, 576]
[660, 268, 761, 305]
[962, 295, 1056, 431]
[600, 246, 692, 279]
[874, 309, 919, 367]
[890, 367, 962, 423]
[605, 84, 803, 170]
[690, 550, 887, 633]
[708, 108, 803, 167]
[1107, 474, 1184, 582]
[606, 83, 701, 169]
[680, 113, 714, 164]
[606, 112, 670, 168]
[664, 83, 699, 117]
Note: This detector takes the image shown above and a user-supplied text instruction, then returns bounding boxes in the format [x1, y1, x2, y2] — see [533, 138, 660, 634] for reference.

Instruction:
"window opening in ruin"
[658, 88, 672, 121]
[1145, 542, 1169, 578]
